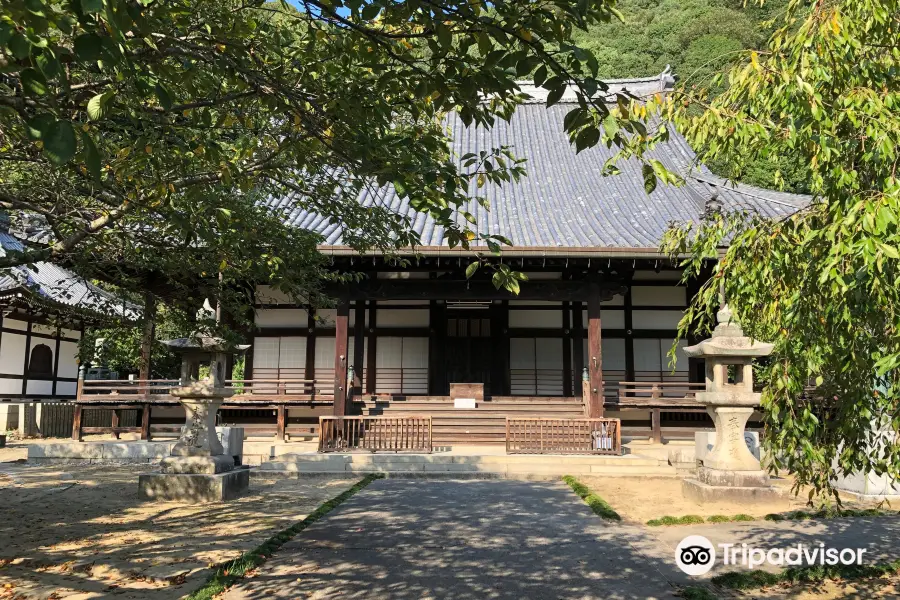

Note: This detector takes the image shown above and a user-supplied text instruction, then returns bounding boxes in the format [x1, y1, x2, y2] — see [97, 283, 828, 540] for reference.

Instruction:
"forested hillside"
[573, 0, 809, 192]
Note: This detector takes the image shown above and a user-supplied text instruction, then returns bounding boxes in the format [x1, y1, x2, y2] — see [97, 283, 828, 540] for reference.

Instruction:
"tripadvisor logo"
[676, 535, 716, 576]
[675, 535, 868, 576]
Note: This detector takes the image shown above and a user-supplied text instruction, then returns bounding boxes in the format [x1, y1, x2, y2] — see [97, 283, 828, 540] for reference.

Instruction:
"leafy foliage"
[0, 0, 661, 324]
[653, 0, 900, 496]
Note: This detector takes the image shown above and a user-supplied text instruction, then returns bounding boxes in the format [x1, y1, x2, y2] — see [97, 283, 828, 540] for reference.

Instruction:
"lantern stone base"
[160, 455, 235, 475]
[138, 466, 250, 503]
[683, 466, 781, 504]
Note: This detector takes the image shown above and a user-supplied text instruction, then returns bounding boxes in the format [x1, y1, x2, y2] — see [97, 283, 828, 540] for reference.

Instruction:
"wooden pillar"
[72, 404, 83, 441]
[140, 403, 151, 441]
[332, 301, 350, 416]
[52, 324, 61, 395]
[111, 408, 120, 439]
[624, 282, 635, 382]
[428, 301, 446, 395]
[305, 310, 316, 384]
[353, 303, 366, 393]
[586, 285, 604, 418]
[276, 404, 286, 441]
[562, 301, 573, 397]
[491, 300, 510, 396]
[21, 315, 32, 395]
[138, 292, 156, 388]
[571, 301, 584, 398]
[651, 407, 662, 443]
[365, 303, 377, 394]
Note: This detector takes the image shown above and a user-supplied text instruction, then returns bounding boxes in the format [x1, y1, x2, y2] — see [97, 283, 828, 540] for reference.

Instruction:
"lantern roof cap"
[684, 304, 774, 359]
[162, 336, 250, 354]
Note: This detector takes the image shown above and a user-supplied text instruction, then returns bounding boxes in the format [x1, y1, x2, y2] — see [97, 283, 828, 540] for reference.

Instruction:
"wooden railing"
[318, 416, 432, 453]
[615, 381, 706, 404]
[510, 369, 566, 396]
[79, 378, 333, 400]
[80, 379, 180, 398]
[506, 418, 621, 455]
[371, 367, 429, 395]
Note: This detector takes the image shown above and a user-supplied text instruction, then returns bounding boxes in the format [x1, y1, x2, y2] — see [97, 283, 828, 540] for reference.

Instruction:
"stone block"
[422, 463, 482, 472]
[28, 442, 104, 459]
[682, 478, 781, 504]
[159, 454, 235, 474]
[100, 442, 174, 460]
[138, 467, 250, 502]
[369, 454, 428, 464]
[696, 429, 760, 463]
[697, 466, 770, 488]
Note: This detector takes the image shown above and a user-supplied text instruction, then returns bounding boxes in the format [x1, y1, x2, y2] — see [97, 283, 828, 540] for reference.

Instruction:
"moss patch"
[764, 507, 893, 522]
[185, 474, 382, 600]
[646, 513, 757, 526]
[563, 475, 621, 521]
[677, 585, 719, 600]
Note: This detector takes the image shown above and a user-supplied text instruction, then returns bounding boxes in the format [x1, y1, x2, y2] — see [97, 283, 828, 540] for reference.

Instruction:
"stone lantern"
[682, 302, 780, 502]
[138, 337, 250, 502]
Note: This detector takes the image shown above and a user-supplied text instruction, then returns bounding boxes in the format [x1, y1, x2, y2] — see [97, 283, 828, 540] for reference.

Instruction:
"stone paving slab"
[222, 479, 681, 600]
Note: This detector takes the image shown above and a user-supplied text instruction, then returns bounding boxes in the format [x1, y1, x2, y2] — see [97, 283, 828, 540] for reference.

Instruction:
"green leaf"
[546, 85, 565, 107]
[436, 23, 451, 48]
[25, 113, 55, 140]
[87, 92, 110, 120]
[74, 33, 103, 61]
[465, 261, 479, 278]
[154, 84, 173, 111]
[43, 120, 77, 165]
[20, 68, 48, 96]
[81, 0, 103, 14]
[533, 65, 547, 87]
[361, 3, 379, 20]
[81, 131, 102, 182]
[641, 163, 657, 194]
[575, 126, 600, 153]
[9, 33, 32, 60]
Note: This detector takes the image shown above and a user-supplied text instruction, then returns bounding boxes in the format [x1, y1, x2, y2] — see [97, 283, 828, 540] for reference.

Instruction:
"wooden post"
[333, 301, 350, 416]
[365, 303, 377, 394]
[562, 301, 573, 397]
[76, 364, 86, 400]
[572, 301, 584, 398]
[138, 293, 156, 397]
[353, 303, 366, 392]
[111, 409, 120, 439]
[276, 404, 286, 441]
[140, 403, 151, 441]
[587, 284, 604, 418]
[72, 404, 83, 441]
[651, 407, 662, 444]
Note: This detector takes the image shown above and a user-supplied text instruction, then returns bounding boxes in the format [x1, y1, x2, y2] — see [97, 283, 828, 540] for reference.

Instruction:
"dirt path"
[0, 462, 357, 600]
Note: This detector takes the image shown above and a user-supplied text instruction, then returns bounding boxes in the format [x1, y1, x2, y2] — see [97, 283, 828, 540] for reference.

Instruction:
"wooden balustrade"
[78, 378, 333, 400]
[506, 418, 621, 455]
[318, 416, 432, 453]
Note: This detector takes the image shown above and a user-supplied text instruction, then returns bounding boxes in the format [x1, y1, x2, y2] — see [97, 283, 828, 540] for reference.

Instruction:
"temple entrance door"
[443, 312, 492, 392]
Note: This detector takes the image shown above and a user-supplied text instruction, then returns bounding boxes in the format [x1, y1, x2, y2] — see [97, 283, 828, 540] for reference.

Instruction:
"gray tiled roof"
[268, 90, 810, 252]
[0, 232, 139, 319]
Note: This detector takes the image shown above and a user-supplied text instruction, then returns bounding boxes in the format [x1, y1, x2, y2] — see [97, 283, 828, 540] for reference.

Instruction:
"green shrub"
[562, 475, 622, 521]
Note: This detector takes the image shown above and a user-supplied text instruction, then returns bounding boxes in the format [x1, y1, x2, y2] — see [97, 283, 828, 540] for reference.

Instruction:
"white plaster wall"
[509, 310, 562, 328]
[632, 310, 683, 330]
[60, 328, 81, 340]
[26, 380, 52, 395]
[632, 286, 687, 306]
[56, 381, 77, 396]
[315, 309, 337, 327]
[256, 285, 293, 304]
[32, 324, 56, 336]
[3, 318, 28, 331]
[376, 309, 429, 327]
[602, 295, 625, 306]
[0, 379, 21, 395]
[58, 341, 80, 378]
[255, 309, 307, 328]
[0, 331, 27, 375]
[509, 338, 535, 369]
[580, 308, 626, 327]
